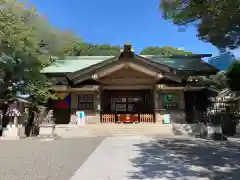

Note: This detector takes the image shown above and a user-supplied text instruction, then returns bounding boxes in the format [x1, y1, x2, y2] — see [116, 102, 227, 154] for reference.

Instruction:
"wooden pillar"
[153, 85, 157, 123]
[69, 92, 78, 124]
[155, 87, 163, 124]
[94, 92, 101, 112]
[94, 86, 101, 123]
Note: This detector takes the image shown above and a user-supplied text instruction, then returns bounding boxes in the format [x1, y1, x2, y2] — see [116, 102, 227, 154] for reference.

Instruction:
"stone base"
[0, 126, 26, 140]
[207, 125, 222, 138]
[193, 123, 207, 137]
[209, 133, 228, 141]
[39, 124, 55, 138]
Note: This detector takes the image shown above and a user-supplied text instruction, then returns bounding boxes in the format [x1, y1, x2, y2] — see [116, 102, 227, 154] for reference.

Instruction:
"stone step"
[59, 130, 173, 138]
[55, 124, 173, 138]
[65, 128, 172, 132]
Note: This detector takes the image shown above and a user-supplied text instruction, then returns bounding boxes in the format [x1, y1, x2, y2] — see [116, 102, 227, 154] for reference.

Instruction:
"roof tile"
[42, 55, 216, 73]
[42, 56, 114, 73]
[141, 55, 216, 71]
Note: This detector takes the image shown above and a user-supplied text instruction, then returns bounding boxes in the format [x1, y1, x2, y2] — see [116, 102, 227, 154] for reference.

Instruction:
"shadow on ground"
[128, 138, 240, 180]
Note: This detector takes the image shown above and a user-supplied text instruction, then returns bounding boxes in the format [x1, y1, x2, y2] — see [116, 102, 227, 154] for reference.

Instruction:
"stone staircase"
[55, 123, 173, 138]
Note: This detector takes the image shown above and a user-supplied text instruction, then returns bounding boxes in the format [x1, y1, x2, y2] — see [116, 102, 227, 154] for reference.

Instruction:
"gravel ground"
[0, 137, 104, 180]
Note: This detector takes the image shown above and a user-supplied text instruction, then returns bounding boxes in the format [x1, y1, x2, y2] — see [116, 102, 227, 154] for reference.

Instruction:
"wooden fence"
[139, 113, 154, 123]
[101, 114, 116, 123]
[100, 113, 154, 123]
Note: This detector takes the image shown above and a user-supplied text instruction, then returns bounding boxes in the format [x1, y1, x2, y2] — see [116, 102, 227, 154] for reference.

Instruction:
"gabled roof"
[142, 55, 218, 72]
[42, 55, 218, 74]
[41, 44, 218, 75]
[42, 56, 115, 73]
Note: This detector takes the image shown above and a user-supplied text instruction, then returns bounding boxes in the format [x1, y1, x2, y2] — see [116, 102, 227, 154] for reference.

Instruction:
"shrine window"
[110, 96, 142, 113]
[78, 94, 94, 110]
[161, 93, 180, 109]
[111, 97, 127, 112]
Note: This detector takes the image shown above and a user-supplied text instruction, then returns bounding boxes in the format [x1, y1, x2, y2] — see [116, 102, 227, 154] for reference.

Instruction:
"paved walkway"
[69, 136, 193, 180]
[1, 136, 240, 179]
[70, 136, 152, 180]
[70, 136, 240, 180]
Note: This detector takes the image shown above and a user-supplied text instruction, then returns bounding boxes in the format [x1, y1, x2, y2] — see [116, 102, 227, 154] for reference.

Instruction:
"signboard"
[76, 111, 86, 126]
[163, 114, 171, 124]
[162, 93, 179, 103]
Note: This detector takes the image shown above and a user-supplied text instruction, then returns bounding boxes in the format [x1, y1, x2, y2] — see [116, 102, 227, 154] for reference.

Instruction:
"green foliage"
[0, 0, 53, 105]
[140, 46, 192, 55]
[199, 72, 227, 90]
[160, 0, 240, 49]
[0, 0, 121, 107]
[58, 42, 121, 56]
[226, 61, 240, 91]
[87, 44, 121, 56]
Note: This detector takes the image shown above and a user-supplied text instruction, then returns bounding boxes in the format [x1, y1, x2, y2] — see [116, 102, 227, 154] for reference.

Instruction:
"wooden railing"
[139, 113, 154, 123]
[101, 113, 155, 123]
[101, 114, 116, 123]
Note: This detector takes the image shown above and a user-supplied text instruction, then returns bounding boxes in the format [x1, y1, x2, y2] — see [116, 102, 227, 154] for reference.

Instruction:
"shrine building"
[42, 43, 219, 124]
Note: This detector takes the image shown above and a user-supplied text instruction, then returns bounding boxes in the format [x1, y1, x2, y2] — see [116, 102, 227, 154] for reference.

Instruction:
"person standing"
[0, 110, 3, 136]
[23, 108, 30, 136]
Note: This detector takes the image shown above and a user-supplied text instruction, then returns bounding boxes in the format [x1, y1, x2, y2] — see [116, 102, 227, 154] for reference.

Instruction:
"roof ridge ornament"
[124, 43, 132, 52]
[119, 43, 134, 58]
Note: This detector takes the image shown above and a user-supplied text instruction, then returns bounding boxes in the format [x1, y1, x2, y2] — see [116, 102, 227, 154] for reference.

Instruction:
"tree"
[140, 46, 192, 55]
[56, 42, 121, 57]
[160, 0, 240, 50]
[226, 60, 240, 91]
[0, 0, 54, 107]
[198, 72, 227, 90]
[0, 0, 121, 104]
[8, 0, 89, 57]
[87, 44, 121, 56]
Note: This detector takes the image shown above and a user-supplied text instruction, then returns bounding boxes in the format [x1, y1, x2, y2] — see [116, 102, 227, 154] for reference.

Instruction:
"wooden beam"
[101, 84, 153, 90]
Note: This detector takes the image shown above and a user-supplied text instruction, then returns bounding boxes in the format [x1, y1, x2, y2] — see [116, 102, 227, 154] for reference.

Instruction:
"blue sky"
[28, 0, 239, 57]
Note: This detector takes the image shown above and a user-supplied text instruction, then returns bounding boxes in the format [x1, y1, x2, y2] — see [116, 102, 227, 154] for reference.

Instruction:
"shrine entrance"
[100, 90, 154, 123]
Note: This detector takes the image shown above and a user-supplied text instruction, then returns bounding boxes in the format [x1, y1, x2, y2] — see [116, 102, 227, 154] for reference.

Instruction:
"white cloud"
[231, 47, 240, 58]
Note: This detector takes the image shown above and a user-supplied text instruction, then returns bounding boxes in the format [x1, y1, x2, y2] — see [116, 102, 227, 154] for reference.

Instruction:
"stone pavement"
[1, 136, 240, 180]
[70, 136, 240, 180]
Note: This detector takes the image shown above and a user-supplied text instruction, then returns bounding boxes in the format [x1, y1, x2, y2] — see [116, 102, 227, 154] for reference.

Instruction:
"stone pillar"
[13, 116, 18, 127]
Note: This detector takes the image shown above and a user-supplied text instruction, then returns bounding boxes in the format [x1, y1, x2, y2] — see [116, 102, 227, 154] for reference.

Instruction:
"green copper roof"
[42, 55, 216, 74]
[141, 55, 216, 71]
[42, 56, 114, 73]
